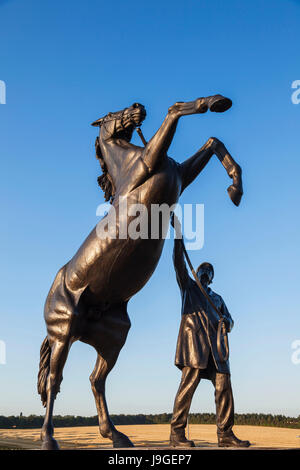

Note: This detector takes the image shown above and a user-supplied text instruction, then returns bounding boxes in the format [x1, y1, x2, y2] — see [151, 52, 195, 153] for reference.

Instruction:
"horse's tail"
[37, 336, 51, 407]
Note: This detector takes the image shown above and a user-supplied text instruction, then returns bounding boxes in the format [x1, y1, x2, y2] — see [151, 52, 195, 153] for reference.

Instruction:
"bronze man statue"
[38, 96, 243, 450]
[170, 215, 250, 448]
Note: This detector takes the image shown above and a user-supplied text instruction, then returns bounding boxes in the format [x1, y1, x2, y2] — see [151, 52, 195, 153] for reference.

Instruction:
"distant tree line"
[0, 413, 299, 429]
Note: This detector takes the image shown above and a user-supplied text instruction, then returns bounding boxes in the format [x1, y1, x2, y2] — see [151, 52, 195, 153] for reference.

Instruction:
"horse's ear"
[91, 117, 104, 127]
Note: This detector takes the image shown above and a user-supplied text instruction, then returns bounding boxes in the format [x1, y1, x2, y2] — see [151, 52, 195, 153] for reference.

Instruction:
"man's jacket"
[173, 238, 234, 374]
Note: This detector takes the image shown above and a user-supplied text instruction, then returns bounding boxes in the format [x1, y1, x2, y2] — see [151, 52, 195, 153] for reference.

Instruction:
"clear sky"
[0, 0, 300, 418]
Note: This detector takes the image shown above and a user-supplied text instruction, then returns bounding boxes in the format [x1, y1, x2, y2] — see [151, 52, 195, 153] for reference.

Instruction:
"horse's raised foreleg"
[180, 137, 243, 206]
[143, 97, 212, 171]
[212, 138, 243, 206]
[180, 138, 215, 192]
[90, 352, 134, 448]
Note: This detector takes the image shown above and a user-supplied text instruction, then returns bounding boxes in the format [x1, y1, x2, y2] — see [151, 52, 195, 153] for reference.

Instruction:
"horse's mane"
[95, 137, 115, 203]
[93, 105, 134, 203]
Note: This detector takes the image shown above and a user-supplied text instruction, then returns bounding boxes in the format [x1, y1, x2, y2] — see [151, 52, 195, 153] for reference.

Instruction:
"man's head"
[197, 262, 214, 286]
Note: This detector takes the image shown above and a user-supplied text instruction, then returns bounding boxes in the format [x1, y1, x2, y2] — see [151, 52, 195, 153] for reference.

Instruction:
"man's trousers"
[170, 356, 234, 436]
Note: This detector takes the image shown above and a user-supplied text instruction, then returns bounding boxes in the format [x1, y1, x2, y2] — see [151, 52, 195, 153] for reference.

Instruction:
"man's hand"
[223, 317, 234, 333]
[223, 318, 230, 332]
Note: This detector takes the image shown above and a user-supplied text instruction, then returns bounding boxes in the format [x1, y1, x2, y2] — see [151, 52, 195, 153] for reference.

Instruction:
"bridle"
[97, 106, 145, 135]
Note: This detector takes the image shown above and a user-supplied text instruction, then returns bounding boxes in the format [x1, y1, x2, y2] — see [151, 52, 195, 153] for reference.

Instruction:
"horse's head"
[92, 103, 146, 203]
[91, 103, 146, 142]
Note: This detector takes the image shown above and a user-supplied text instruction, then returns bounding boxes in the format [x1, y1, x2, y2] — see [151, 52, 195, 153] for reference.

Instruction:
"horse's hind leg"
[90, 352, 134, 448]
[85, 303, 133, 447]
[39, 338, 71, 450]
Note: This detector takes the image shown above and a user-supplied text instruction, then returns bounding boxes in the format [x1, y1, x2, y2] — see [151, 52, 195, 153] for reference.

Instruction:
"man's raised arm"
[171, 214, 190, 291]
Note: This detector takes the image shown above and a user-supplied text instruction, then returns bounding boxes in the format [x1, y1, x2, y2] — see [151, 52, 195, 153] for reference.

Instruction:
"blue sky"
[0, 0, 300, 418]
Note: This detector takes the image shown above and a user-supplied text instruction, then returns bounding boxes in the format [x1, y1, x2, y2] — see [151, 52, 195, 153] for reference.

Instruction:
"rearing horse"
[38, 95, 243, 449]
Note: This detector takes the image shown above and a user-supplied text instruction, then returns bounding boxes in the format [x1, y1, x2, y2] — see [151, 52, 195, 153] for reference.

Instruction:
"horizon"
[1, 411, 299, 418]
[1, 0, 300, 419]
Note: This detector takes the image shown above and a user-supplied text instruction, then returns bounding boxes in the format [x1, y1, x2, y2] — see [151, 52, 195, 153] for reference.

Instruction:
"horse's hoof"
[41, 437, 60, 450]
[113, 432, 134, 448]
[227, 184, 243, 206]
[207, 95, 232, 113]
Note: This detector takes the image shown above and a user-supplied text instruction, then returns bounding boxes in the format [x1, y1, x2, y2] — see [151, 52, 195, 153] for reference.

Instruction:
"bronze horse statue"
[38, 95, 243, 449]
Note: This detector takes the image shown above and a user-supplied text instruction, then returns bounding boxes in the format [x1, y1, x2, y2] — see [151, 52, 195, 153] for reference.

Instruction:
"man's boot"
[169, 429, 195, 447]
[218, 431, 250, 448]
